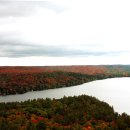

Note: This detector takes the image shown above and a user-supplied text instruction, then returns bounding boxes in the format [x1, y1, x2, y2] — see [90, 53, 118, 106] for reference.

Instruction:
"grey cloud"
[0, 32, 125, 58]
[0, 39, 125, 58]
[0, 1, 35, 17]
[0, 1, 64, 18]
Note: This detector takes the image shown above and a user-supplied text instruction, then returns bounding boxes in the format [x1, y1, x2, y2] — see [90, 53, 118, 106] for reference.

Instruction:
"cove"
[0, 77, 130, 115]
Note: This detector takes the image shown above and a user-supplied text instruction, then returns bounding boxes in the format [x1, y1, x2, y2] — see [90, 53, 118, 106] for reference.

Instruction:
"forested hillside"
[0, 65, 130, 95]
[1, 66, 130, 129]
[0, 95, 130, 130]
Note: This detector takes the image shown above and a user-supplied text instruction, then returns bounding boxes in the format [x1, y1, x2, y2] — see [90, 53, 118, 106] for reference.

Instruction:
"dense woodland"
[0, 66, 130, 129]
[0, 65, 130, 95]
[0, 95, 130, 130]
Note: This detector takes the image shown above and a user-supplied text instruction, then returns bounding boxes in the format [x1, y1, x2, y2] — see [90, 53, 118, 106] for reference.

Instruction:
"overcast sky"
[0, 0, 130, 66]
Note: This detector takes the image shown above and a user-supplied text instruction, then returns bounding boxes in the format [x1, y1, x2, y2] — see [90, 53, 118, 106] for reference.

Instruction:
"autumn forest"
[0, 65, 130, 96]
[1, 65, 130, 129]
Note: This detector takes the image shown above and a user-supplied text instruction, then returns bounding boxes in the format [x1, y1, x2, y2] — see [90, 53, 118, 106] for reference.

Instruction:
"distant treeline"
[0, 71, 109, 95]
[0, 95, 130, 130]
[0, 65, 130, 95]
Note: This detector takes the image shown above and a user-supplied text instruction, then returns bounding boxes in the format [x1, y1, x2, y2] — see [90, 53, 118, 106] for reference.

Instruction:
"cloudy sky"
[0, 0, 130, 66]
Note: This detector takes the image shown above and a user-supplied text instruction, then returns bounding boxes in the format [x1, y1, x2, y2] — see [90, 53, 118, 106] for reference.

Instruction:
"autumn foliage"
[0, 95, 130, 130]
[0, 65, 130, 95]
[1, 66, 130, 129]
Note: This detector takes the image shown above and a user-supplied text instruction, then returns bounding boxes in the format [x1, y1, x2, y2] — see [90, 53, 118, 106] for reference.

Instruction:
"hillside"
[0, 95, 130, 130]
[0, 65, 130, 95]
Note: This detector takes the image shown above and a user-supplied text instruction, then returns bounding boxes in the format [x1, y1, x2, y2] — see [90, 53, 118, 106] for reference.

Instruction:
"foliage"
[0, 95, 130, 130]
[1, 65, 130, 95]
[0, 66, 130, 129]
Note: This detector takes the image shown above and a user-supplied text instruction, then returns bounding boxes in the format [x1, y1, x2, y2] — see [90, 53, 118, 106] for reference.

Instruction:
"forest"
[0, 95, 130, 130]
[0, 65, 130, 95]
[1, 65, 130, 129]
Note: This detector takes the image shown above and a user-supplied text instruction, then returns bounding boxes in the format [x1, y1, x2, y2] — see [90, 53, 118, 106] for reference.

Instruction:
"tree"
[36, 121, 46, 130]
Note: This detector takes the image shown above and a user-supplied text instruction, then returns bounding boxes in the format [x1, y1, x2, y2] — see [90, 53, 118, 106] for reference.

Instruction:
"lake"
[0, 77, 130, 114]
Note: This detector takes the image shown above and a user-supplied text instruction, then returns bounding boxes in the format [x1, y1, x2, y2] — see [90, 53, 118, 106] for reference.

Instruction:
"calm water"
[0, 77, 130, 114]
